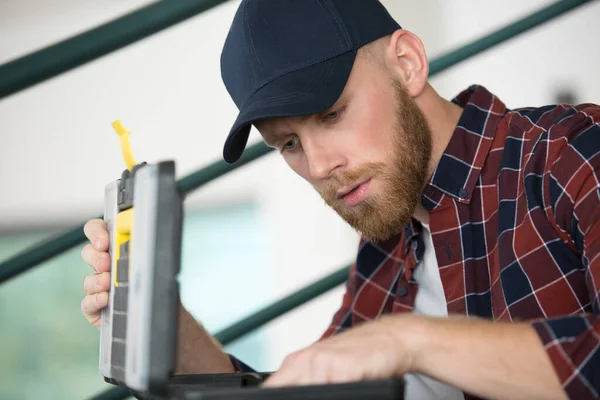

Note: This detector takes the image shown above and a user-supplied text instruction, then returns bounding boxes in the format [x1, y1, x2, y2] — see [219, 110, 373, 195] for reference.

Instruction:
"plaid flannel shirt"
[230, 85, 600, 400]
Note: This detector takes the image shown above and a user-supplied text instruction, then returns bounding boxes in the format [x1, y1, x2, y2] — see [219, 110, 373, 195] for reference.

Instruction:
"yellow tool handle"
[111, 119, 136, 171]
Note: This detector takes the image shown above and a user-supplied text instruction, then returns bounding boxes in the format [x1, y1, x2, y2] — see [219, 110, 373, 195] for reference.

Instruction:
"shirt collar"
[421, 85, 508, 211]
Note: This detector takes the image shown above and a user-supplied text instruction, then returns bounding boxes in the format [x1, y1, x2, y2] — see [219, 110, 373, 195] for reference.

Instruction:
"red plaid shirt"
[232, 85, 600, 399]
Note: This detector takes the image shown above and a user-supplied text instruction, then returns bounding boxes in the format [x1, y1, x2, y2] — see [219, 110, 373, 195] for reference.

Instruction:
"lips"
[336, 179, 372, 207]
[336, 179, 370, 199]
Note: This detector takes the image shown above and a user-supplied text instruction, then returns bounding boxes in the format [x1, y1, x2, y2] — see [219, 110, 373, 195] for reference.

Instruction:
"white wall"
[421, 0, 600, 107]
[1, 0, 599, 372]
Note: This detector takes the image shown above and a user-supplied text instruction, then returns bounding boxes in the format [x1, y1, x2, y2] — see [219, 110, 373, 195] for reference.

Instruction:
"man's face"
[256, 55, 432, 242]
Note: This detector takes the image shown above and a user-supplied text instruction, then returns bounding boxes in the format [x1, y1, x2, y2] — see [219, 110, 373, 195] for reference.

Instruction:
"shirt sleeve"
[529, 105, 600, 399]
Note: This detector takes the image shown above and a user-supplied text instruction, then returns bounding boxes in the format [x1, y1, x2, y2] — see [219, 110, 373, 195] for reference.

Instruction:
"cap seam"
[240, 67, 325, 113]
[239, 93, 317, 118]
[240, 79, 320, 114]
[320, 0, 352, 47]
[241, 48, 356, 109]
[243, 0, 262, 83]
[244, 50, 337, 109]
[316, 0, 346, 50]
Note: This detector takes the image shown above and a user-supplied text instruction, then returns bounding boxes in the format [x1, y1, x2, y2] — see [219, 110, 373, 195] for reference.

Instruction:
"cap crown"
[220, 0, 401, 110]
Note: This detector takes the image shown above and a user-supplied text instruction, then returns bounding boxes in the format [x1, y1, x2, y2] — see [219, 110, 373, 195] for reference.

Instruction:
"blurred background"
[0, 0, 599, 398]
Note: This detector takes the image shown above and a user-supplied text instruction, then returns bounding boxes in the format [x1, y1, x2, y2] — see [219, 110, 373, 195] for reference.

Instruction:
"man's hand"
[79, 220, 235, 376]
[81, 219, 111, 328]
[262, 313, 568, 400]
[262, 314, 422, 387]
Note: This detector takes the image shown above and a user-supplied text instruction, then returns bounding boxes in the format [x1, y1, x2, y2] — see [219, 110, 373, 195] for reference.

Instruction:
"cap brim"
[222, 50, 357, 163]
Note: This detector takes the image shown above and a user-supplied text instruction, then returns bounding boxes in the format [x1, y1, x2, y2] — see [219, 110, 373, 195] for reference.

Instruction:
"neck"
[412, 83, 464, 225]
[417, 83, 464, 179]
[413, 204, 429, 225]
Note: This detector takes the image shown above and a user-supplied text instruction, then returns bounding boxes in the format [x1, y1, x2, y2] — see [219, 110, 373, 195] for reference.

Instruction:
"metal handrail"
[427, 0, 593, 75]
[1, 0, 593, 285]
[0, 142, 273, 284]
[0, 0, 232, 100]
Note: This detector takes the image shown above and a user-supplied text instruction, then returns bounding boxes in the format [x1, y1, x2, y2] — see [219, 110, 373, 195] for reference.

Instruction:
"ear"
[383, 29, 429, 98]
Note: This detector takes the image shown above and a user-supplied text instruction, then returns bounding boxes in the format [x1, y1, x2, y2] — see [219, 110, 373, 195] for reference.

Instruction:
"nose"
[304, 137, 344, 181]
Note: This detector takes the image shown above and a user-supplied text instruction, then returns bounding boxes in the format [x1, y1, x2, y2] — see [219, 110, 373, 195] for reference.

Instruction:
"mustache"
[317, 162, 386, 202]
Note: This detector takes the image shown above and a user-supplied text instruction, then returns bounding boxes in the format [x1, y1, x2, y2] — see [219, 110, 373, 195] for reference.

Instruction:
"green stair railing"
[0, 0, 232, 99]
[1, 0, 594, 285]
[0, 141, 273, 285]
[0, 0, 596, 400]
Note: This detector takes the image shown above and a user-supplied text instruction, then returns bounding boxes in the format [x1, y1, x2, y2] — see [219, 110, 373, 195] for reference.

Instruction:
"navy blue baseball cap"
[220, 0, 401, 163]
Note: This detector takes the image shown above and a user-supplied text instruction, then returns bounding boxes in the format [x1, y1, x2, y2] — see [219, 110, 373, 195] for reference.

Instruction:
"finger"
[80, 244, 96, 268]
[83, 219, 109, 251]
[81, 292, 109, 325]
[262, 363, 305, 388]
[81, 244, 110, 273]
[261, 371, 299, 388]
[95, 252, 111, 273]
[83, 272, 110, 295]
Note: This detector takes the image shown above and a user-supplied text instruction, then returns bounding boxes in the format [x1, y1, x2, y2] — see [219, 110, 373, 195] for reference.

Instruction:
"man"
[80, 1, 600, 399]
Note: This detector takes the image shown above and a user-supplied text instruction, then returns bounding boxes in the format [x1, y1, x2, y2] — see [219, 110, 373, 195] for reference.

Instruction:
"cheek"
[345, 121, 397, 166]
[344, 94, 398, 164]
[283, 153, 314, 183]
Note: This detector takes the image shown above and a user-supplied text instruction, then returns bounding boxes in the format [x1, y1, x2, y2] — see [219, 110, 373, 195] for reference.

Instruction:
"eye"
[323, 105, 345, 122]
[281, 135, 300, 152]
[324, 111, 339, 121]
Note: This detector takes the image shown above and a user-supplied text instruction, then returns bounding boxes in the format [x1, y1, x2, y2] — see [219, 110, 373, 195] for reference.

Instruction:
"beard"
[318, 79, 432, 242]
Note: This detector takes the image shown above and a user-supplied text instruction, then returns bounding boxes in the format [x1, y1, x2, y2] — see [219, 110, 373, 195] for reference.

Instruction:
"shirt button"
[398, 285, 408, 296]
[458, 188, 468, 199]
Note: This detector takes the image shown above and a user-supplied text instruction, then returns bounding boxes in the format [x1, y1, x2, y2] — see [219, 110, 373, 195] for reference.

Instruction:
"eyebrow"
[260, 123, 295, 148]
[261, 131, 281, 147]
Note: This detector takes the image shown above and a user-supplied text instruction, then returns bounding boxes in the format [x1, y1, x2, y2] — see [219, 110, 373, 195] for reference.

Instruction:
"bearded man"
[80, 1, 600, 399]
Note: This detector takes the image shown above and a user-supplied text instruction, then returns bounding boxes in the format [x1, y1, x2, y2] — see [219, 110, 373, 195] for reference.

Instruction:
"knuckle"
[281, 352, 298, 367]
[83, 220, 96, 239]
[93, 251, 102, 268]
[81, 296, 91, 314]
[81, 244, 97, 266]
[97, 252, 110, 271]
[288, 350, 302, 362]
[310, 351, 323, 367]
[80, 244, 90, 261]
[88, 218, 103, 227]
[84, 274, 98, 294]
[99, 272, 110, 290]
[287, 349, 313, 367]
[84, 219, 106, 241]
[96, 292, 109, 308]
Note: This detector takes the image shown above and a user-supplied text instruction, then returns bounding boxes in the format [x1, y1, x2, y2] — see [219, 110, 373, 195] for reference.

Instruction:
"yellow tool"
[110, 119, 137, 286]
[100, 118, 185, 393]
[112, 119, 137, 171]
